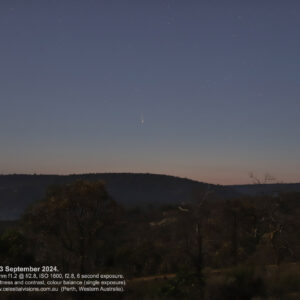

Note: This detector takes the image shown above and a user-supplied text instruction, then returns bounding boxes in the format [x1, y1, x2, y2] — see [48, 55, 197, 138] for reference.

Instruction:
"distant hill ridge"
[228, 183, 300, 196]
[0, 173, 299, 220]
[0, 173, 233, 220]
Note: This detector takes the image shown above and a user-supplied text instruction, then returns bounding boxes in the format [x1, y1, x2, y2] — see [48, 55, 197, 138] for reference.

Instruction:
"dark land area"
[1, 173, 300, 220]
[0, 174, 299, 299]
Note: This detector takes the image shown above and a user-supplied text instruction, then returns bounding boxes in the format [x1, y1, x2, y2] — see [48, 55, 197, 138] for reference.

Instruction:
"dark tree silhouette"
[23, 180, 122, 272]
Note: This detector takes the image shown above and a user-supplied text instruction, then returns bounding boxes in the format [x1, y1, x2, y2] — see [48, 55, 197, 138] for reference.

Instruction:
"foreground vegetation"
[0, 180, 299, 299]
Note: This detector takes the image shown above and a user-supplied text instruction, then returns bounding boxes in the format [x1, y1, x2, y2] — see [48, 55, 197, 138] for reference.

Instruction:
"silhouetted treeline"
[0, 173, 238, 219]
[1, 173, 300, 220]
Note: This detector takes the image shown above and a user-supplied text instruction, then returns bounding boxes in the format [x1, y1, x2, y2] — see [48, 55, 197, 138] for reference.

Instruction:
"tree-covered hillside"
[0, 173, 236, 220]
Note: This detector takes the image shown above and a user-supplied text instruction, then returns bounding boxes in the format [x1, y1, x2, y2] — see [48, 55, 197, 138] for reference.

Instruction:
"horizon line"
[0, 171, 299, 186]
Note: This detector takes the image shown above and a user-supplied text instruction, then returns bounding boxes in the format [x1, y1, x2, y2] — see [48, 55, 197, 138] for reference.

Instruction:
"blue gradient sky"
[1, 0, 300, 184]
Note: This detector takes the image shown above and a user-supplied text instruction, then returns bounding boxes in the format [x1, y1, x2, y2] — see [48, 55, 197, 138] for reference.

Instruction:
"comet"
[140, 113, 144, 125]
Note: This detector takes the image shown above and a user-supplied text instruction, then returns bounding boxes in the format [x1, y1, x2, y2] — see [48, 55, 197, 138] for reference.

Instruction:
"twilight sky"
[1, 0, 300, 184]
